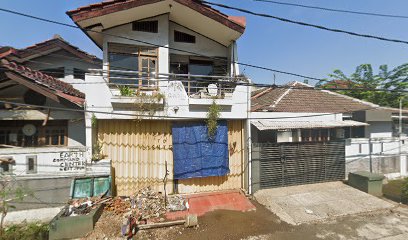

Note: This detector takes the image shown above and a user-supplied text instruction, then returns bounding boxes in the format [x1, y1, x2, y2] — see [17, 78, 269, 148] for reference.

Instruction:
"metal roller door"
[252, 141, 345, 191]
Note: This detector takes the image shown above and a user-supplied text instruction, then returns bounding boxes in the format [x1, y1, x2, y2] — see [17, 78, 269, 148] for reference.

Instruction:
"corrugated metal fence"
[98, 120, 245, 196]
[251, 141, 345, 192]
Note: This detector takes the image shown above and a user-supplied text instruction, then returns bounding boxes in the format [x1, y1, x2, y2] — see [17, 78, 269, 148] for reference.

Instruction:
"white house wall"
[346, 137, 408, 179]
[169, 22, 228, 57]
[102, 14, 170, 77]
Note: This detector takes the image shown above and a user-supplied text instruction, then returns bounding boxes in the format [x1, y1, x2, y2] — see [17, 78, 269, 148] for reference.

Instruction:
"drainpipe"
[247, 83, 252, 194]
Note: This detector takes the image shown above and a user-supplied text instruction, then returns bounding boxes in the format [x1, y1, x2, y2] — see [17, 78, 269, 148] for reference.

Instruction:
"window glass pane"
[28, 158, 34, 171]
[189, 64, 213, 76]
[60, 131, 65, 145]
[109, 53, 138, 85]
[41, 67, 65, 78]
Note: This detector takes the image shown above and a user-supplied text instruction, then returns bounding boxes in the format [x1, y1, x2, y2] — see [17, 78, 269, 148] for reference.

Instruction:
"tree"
[318, 63, 408, 108]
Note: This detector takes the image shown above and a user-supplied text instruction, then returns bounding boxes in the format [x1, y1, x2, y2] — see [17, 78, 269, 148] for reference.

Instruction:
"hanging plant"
[206, 100, 221, 138]
[91, 113, 97, 128]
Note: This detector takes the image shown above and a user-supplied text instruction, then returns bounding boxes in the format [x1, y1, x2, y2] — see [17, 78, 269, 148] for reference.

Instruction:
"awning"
[252, 120, 369, 131]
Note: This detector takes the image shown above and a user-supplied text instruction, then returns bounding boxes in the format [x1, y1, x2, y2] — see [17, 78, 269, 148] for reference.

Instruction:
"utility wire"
[203, 1, 408, 45]
[0, 99, 383, 120]
[253, 0, 408, 19]
[0, 7, 325, 82]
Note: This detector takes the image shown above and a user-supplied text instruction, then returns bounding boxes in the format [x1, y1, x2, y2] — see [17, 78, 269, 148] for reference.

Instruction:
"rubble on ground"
[64, 186, 187, 220]
[63, 196, 111, 217]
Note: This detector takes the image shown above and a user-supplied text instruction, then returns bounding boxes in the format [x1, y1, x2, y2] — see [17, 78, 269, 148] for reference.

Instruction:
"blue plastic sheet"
[172, 121, 229, 179]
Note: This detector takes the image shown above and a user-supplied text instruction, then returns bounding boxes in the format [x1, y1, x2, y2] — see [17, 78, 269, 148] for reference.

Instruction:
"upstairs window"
[73, 68, 86, 80]
[132, 20, 158, 33]
[174, 30, 196, 43]
[108, 43, 158, 89]
[41, 67, 65, 79]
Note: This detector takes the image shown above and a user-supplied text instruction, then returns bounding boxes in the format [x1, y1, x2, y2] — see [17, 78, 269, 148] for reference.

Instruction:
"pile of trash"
[105, 187, 187, 221]
[63, 187, 187, 221]
[63, 196, 111, 217]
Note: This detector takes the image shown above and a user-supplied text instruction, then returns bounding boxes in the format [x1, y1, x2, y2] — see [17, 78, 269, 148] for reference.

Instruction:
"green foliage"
[206, 100, 221, 138]
[2, 222, 49, 240]
[91, 113, 97, 128]
[0, 176, 30, 236]
[319, 63, 408, 108]
[402, 177, 408, 200]
[92, 141, 106, 162]
[118, 86, 134, 96]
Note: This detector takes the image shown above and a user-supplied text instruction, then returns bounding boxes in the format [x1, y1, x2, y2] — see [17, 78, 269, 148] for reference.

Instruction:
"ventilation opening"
[132, 20, 158, 33]
[174, 30, 196, 43]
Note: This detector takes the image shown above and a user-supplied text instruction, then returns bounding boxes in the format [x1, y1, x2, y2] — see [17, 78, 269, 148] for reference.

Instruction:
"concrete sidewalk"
[254, 181, 395, 225]
[4, 206, 62, 225]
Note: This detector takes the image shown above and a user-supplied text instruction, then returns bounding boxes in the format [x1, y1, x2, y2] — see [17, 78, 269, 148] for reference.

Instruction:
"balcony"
[107, 69, 246, 109]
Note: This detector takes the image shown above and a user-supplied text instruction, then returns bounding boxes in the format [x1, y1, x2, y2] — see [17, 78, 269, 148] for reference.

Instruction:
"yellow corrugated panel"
[98, 120, 174, 196]
[99, 120, 245, 196]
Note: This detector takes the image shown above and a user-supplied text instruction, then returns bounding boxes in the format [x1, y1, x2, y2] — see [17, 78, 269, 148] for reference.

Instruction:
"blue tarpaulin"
[172, 121, 229, 179]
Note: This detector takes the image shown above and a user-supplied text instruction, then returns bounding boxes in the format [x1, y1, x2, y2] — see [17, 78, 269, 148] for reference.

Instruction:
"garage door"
[251, 141, 345, 191]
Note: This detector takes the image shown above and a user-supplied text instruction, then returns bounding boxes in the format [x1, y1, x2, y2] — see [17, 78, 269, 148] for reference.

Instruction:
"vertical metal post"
[399, 97, 403, 136]
[187, 72, 191, 96]
[369, 138, 373, 173]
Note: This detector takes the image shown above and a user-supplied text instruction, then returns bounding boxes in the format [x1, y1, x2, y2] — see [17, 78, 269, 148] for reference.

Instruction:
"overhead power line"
[253, 0, 408, 19]
[202, 1, 408, 45]
[0, 7, 324, 82]
[0, 100, 381, 120]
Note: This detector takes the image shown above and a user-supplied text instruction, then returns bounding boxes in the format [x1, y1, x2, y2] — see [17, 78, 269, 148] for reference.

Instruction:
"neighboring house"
[249, 81, 408, 193]
[0, 34, 101, 87]
[0, 38, 107, 209]
[67, 0, 249, 195]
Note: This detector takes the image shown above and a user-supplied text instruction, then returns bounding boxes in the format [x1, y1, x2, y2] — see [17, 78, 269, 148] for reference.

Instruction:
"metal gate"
[251, 141, 345, 191]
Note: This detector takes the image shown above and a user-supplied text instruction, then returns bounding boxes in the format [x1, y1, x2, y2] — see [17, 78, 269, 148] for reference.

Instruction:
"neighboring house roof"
[0, 35, 101, 64]
[67, 0, 246, 32]
[251, 81, 378, 113]
[252, 120, 369, 131]
[0, 59, 85, 107]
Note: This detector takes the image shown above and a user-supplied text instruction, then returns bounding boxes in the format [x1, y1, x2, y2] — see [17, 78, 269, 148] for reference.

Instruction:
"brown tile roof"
[67, 0, 245, 33]
[0, 59, 85, 106]
[251, 81, 378, 113]
[1, 35, 101, 64]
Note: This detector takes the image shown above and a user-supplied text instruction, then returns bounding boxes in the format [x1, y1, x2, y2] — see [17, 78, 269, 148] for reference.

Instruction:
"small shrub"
[118, 86, 134, 96]
[3, 222, 48, 240]
[206, 100, 221, 139]
[402, 177, 408, 200]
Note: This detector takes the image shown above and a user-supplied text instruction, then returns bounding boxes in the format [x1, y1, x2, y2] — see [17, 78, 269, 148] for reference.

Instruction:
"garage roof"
[252, 120, 369, 131]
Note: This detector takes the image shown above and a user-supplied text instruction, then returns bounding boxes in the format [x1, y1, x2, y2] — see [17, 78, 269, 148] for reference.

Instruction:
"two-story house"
[67, 0, 250, 195]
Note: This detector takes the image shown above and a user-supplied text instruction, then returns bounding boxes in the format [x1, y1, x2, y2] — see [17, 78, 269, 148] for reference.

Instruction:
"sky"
[0, 0, 408, 85]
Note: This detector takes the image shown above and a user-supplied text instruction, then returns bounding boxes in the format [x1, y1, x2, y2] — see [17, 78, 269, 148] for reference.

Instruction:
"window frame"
[73, 68, 86, 80]
[108, 43, 158, 90]
[0, 121, 68, 147]
[132, 20, 158, 33]
[174, 30, 196, 43]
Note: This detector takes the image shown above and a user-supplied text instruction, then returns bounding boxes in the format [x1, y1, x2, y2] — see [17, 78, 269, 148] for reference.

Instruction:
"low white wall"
[0, 147, 110, 177]
[346, 137, 408, 179]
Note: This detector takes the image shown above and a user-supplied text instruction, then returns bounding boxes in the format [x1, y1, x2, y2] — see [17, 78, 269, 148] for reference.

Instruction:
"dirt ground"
[83, 200, 408, 240]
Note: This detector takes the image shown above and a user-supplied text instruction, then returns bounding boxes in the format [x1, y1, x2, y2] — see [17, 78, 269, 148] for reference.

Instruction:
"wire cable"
[0, 7, 325, 82]
[203, 1, 408, 45]
[253, 0, 408, 19]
